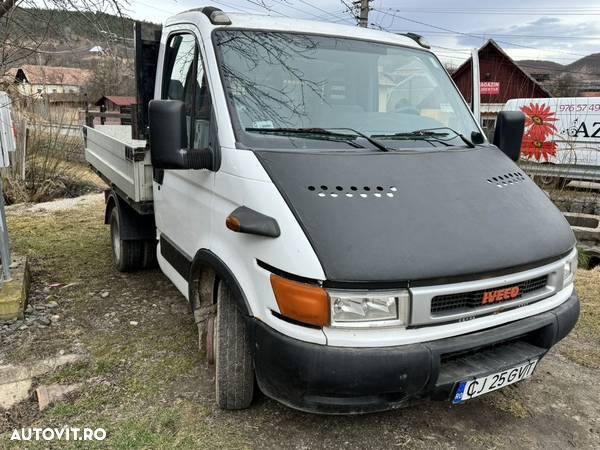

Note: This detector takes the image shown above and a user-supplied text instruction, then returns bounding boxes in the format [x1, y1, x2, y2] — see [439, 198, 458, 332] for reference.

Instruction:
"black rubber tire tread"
[214, 282, 254, 410]
[142, 240, 158, 269]
[535, 175, 567, 190]
[109, 208, 144, 272]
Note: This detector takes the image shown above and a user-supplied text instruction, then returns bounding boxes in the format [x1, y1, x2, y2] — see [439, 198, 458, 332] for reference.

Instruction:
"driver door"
[154, 26, 214, 272]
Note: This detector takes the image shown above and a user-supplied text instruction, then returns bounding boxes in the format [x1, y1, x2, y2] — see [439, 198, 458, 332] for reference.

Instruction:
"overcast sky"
[126, 0, 600, 66]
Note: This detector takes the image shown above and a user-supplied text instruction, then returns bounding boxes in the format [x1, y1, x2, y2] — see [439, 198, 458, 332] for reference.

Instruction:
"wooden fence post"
[21, 122, 27, 181]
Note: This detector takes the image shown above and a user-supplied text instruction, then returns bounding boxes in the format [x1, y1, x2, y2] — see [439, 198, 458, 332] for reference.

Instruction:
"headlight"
[563, 250, 578, 288]
[329, 290, 410, 328]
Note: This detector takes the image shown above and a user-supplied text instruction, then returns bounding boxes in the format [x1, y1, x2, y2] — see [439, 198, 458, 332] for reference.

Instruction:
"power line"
[378, 7, 600, 16]
[386, 29, 600, 41]
[432, 50, 600, 78]
[267, 0, 346, 21]
[372, 8, 592, 59]
[243, 0, 288, 16]
[209, 0, 256, 13]
[292, 0, 344, 20]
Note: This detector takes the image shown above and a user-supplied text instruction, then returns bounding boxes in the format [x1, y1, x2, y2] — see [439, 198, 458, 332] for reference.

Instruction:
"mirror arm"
[180, 148, 214, 170]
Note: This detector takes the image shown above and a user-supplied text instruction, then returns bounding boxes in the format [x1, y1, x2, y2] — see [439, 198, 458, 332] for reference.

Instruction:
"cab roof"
[166, 9, 424, 50]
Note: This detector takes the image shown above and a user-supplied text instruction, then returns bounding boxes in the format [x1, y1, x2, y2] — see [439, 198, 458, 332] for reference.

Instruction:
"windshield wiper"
[245, 127, 389, 152]
[372, 127, 475, 148]
[326, 127, 389, 152]
[245, 127, 365, 148]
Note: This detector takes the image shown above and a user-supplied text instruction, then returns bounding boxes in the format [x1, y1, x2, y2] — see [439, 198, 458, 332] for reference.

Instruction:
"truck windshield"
[214, 30, 481, 150]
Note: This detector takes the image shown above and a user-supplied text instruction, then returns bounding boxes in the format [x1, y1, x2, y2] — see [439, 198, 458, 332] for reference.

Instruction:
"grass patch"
[7, 204, 111, 284]
[562, 268, 600, 368]
[2, 198, 251, 449]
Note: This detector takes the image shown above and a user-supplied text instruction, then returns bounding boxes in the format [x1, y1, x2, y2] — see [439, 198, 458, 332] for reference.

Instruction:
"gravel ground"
[0, 194, 599, 450]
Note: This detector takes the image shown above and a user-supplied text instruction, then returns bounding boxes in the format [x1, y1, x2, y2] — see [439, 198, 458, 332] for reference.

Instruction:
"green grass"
[2, 200, 251, 449]
[7, 206, 112, 283]
[561, 267, 600, 368]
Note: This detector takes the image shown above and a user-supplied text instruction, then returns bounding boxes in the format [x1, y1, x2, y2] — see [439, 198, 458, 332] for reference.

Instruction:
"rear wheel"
[142, 239, 158, 269]
[535, 174, 567, 190]
[214, 282, 254, 410]
[109, 208, 144, 272]
[534, 163, 568, 190]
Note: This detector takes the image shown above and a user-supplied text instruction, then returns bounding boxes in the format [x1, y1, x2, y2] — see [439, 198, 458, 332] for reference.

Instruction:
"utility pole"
[352, 0, 371, 28]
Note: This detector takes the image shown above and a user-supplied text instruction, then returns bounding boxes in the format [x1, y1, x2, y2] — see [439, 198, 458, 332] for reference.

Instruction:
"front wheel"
[214, 282, 254, 410]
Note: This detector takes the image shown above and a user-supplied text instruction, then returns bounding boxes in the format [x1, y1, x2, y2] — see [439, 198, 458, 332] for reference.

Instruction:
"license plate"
[452, 359, 538, 404]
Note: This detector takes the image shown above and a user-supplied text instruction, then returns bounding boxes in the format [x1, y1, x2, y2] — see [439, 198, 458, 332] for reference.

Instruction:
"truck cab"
[85, 8, 579, 414]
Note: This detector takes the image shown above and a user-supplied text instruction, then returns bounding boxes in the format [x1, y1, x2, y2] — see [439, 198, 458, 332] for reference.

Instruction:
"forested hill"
[0, 7, 158, 69]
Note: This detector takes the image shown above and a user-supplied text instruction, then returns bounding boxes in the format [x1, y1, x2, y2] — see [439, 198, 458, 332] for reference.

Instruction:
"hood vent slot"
[308, 185, 398, 199]
[486, 171, 526, 188]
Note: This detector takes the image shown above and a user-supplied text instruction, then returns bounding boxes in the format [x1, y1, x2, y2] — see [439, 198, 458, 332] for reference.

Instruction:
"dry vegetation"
[1, 103, 103, 204]
[559, 266, 600, 368]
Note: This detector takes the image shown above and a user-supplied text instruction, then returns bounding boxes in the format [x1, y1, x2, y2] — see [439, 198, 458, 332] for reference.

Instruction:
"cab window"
[162, 33, 212, 149]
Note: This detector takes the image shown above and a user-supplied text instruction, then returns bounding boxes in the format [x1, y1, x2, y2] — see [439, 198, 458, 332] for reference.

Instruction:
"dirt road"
[1, 194, 599, 449]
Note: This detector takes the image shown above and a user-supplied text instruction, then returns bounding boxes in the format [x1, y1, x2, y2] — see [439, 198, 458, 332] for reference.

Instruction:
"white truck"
[84, 8, 580, 414]
[504, 97, 600, 187]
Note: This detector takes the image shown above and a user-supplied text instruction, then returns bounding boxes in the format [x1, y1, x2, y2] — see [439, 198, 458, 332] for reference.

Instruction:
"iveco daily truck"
[84, 8, 580, 414]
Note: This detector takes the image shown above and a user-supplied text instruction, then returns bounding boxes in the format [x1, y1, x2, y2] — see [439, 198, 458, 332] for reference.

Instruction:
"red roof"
[4, 65, 93, 86]
[96, 96, 136, 106]
[451, 40, 552, 103]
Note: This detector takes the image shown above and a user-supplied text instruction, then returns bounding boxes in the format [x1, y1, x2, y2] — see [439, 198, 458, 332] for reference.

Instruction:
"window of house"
[482, 118, 497, 141]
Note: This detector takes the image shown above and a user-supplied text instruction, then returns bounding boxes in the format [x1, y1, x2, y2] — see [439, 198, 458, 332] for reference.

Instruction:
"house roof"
[4, 65, 93, 87]
[452, 39, 553, 98]
[95, 96, 136, 106]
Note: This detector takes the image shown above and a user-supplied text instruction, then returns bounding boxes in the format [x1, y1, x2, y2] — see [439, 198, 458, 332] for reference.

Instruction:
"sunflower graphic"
[521, 127, 557, 162]
[520, 103, 558, 137]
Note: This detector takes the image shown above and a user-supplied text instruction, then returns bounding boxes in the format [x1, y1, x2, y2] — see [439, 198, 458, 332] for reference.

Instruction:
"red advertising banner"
[480, 81, 500, 95]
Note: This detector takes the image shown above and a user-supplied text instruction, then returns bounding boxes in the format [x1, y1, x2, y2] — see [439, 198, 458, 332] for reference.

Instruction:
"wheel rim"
[111, 217, 121, 264]
[207, 317, 215, 365]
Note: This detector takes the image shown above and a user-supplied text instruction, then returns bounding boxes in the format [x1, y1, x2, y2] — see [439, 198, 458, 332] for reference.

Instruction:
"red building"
[94, 96, 136, 125]
[451, 40, 552, 139]
[95, 95, 136, 112]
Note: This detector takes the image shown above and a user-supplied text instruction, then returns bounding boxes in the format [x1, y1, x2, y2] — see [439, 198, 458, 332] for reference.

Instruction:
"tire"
[534, 163, 568, 190]
[142, 239, 158, 269]
[109, 208, 144, 272]
[535, 174, 567, 190]
[214, 282, 254, 410]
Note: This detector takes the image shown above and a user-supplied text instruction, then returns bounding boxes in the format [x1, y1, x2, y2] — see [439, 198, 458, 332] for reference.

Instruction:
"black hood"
[256, 147, 576, 284]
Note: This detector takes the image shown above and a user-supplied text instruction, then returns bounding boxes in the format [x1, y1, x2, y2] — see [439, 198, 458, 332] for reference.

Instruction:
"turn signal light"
[270, 274, 329, 327]
[225, 215, 241, 232]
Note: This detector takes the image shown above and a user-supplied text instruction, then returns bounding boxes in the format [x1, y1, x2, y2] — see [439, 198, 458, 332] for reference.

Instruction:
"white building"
[2, 65, 93, 97]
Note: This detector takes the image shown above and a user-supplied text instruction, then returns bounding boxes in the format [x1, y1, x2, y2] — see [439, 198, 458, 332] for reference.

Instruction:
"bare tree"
[85, 55, 134, 99]
[0, 1, 17, 18]
[553, 74, 579, 97]
[0, 0, 126, 20]
[0, 0, 130, 74]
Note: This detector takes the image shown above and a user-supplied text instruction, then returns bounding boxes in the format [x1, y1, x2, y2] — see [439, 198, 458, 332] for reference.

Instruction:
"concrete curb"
[0, 256, 30, 320]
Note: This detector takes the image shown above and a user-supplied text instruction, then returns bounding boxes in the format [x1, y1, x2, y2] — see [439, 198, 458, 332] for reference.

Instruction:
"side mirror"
[148, 99, 215, 170]
[493, 111, 525, 162]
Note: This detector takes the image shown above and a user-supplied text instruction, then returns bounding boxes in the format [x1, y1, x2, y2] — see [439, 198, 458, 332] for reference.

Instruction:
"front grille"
[431, 275, 548, 315]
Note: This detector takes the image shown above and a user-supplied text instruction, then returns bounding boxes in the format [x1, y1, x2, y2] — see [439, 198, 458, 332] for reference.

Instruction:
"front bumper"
[252, 290, 580, 414]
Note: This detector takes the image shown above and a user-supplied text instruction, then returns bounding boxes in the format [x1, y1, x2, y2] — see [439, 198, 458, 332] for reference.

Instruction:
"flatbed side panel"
[84, 126, 153, 203]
